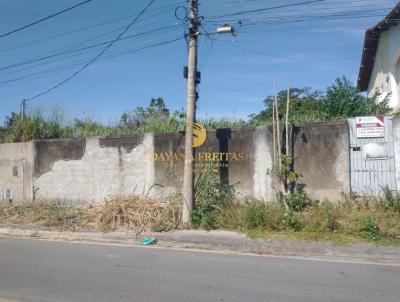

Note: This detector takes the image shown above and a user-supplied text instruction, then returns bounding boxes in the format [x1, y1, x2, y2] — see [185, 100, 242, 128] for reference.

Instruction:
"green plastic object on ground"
[140, 237, 157, 245]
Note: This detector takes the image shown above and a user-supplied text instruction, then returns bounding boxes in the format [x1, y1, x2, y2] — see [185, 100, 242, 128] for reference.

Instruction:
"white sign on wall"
[355, 116, 385, 138]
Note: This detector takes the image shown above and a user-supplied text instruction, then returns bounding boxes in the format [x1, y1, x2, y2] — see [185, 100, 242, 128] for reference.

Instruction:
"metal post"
[182, 0, 199, 226]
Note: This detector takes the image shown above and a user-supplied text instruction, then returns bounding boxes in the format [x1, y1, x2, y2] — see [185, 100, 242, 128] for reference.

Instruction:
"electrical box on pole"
[183, 66, 201, 84]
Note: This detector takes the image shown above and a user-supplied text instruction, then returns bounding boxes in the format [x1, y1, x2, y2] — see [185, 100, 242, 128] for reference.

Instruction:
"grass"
[0, 193, 399, 246]
[213, 198, 400, 246]
[188, 168, 400, 246]
[0, 195, 182, 233]
[0, 201, 88, 231]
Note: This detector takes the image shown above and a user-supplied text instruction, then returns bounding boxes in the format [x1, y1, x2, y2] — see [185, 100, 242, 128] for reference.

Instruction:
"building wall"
[33, 135, 155, 205]
[0, 123, 353, 205]
[368, 25, 400, 109]
[293, 121, 350, 202]
[151, 127, 276, 201]
[0, 142, 34, 203]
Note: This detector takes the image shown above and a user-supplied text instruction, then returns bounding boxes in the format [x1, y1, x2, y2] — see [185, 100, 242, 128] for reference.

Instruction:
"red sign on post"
[355, 116, 385, 138]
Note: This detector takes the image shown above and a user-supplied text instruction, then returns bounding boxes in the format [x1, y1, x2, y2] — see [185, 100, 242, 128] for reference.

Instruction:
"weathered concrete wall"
[151, 127, 275, 201]
[33, 135, 154, 205]
[252, 127, 275, 201]
[0, 142, 34, 203]
[293, 121, 350, 202]
[0, 122, 352, 204]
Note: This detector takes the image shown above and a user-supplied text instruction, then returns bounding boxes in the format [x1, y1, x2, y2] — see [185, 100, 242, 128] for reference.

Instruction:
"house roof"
[357, 3, 400, 91]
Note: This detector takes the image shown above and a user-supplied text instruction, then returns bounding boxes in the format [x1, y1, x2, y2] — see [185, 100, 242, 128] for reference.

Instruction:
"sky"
[0, 0, 398, 124]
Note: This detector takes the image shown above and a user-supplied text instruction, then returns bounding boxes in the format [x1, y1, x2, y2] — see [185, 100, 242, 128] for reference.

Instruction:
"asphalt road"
[0, 237, 399, 302]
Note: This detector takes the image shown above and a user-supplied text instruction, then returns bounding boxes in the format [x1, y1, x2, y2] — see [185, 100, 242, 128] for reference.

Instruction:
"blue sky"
[0, 0, 398, 124]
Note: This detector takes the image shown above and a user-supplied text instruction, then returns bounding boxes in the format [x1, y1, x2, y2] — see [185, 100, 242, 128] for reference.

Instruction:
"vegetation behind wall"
[0, 77, 391, 144]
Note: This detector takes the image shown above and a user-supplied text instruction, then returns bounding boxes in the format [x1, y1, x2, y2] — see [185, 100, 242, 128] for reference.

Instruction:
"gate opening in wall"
[348, 116, 397, 196]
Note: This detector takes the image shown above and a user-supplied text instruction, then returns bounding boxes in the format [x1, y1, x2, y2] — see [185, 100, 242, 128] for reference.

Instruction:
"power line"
[53, 36, 183, 106]
[0, 2, 179, 53]
[0, 0, 95, 39]
[26, 0, 156, 101]
[221, 42, 358, 61]
[0, 23, 182, 72]
[0, 35, 183, 88]
[204, 0, 326, 19]
[0, 34, 183, 86]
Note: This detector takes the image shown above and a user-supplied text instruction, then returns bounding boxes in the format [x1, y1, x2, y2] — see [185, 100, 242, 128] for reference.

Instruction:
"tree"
[251, 76, 391, 125]
[120, 97, 170, 128]
[323, 76, 390, 118]
[250, 87, 324, 125]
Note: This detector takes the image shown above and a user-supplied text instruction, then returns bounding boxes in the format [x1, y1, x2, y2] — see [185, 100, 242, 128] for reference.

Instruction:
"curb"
[1, 227, 400, 266]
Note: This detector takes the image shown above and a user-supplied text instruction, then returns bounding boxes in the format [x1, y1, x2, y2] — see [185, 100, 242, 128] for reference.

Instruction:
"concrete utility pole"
[21, 99, 27, 124]
[182, 0, 199, 226]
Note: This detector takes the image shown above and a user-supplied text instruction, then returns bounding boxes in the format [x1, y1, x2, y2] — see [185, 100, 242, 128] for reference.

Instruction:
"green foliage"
[214, 197, 399, 244]
[270, 155, 298, 184]
[191, 168, 234, 230]
[3, 110, 69, 142]
[241, 199, 302, 231]
[379, 186, 400, 212]
[120, 97, 171, 128]
[243, 200, 269, 229]
[251, 76, 391, 126]
[200, 117, 249, 129]
[359, 216, 381, 240]
[2, 98, 253, 143]
[280, 210, 303, 231]
[250, 87, 326, 125]
[277, 186, 311, 212]
[323, 77, 390, 118]
[270, 154, 309, 212]
[3, 76, 387, 143]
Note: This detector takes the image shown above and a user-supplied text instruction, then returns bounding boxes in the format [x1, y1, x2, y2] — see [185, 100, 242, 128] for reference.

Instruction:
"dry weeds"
[0, 195, 182, 233]
[87, 194, 182, 233]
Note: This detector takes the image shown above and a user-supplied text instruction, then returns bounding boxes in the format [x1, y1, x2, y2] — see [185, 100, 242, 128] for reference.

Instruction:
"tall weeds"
[2, 111, 252, 143]
[192, 167, 235, 230]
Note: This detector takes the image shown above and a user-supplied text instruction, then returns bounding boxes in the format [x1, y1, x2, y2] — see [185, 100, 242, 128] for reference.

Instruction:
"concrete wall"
[368, 24, 400, 109]
[0, 142, 34, 203]
[0, 122, 353, 204]
[151, 127, 275, 201]
[33, 135, 154, 205]
[293, 121, 350, 202]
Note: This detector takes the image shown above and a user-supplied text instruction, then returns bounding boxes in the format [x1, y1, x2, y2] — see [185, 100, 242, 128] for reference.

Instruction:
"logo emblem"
[192, 123, 206, 148]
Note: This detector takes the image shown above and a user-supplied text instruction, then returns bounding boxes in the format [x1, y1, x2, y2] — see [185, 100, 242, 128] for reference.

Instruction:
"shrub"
[359, 216, 381, 240]
[279, 210, 303, 231]
[277, 186, 310, 212]
[241, 200, 303, 232]
[192, 168, 234, 230]
[243, 200, 269, 229]
[379, 186, 400, 212]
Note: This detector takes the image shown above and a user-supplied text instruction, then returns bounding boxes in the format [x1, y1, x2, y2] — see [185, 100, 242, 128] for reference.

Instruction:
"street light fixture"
[217, 24, 235, 35]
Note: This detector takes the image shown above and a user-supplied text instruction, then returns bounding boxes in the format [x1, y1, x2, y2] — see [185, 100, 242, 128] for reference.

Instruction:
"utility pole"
[182, 0, 199, 226]
[21, 99, 27, 125]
